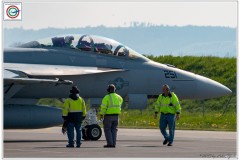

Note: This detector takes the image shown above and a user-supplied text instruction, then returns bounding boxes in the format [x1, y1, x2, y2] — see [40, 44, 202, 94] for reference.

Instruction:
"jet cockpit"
[18, 34, 149, 61]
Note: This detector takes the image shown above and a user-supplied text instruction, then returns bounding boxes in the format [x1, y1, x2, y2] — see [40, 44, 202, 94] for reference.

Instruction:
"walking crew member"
[154, 84, 181, 146]
[100, 84, 123, 148]
[62, 86, 86, 148]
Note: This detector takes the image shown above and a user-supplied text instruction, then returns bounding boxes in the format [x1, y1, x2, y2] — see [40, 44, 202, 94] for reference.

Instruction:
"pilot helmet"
[107, 84, 116, 93]
[65, 36, 74, 44]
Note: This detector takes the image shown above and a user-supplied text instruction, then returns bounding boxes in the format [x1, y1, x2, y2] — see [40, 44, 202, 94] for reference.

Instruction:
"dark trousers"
[103, 115, 119, 146]
[67, 122, 82, 146]
[159, 113, 176, 143]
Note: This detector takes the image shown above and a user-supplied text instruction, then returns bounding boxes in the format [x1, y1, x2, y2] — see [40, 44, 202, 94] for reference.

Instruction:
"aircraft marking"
[164, 70, 177, 78]
[109, 77, 129, 90]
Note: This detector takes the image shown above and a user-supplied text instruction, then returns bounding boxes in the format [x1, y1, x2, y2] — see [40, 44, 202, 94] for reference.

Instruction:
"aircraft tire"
[87, 124, 102, 141]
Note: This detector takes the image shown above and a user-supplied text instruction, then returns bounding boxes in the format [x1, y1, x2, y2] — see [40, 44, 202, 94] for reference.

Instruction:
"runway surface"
[4, 127, 236, 158]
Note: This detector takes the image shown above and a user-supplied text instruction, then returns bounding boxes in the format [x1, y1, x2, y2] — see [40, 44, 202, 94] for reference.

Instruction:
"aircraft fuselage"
[4, 47, 231, 100]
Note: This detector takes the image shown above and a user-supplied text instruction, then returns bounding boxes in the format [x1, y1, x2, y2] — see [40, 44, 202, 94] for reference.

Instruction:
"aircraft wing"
[4, 69, 73, 85]
[4, 63, 125, 76]
[4, 63, 125, 101]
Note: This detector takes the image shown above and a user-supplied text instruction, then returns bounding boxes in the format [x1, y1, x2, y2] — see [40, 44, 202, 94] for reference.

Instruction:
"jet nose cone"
[195, 75, 232, 99]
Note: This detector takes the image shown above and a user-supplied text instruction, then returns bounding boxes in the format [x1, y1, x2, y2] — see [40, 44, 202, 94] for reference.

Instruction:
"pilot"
[99, 84, 123, 148]
[154, 84, 181, 146]
[62, 86, 86, 148]
[105, 44, 113, 54]
[64, 36, 74, 47]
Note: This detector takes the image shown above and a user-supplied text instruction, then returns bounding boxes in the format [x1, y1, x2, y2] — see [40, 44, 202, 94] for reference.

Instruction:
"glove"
[62, 127, 67, 135]
[176, 114, 180, 120]
[62, 120, 68, 135]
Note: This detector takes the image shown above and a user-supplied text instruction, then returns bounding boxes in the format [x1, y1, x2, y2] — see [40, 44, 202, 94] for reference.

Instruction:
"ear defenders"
[107, 84, 116, 93]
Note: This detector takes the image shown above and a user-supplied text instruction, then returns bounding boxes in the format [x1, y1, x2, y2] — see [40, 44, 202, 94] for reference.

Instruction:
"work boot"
[163, 139, 168, 145]
[66, 144, 74, 148]
[104, 145, 115, 148]
[167, 142, 173, 146]
[76, 143, 82, 148]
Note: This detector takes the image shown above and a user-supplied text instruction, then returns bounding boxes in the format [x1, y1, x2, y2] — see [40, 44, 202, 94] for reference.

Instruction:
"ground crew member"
[100, 84, 123, 148]
[154, 84, 181, 146]
[62, 86, 86, 148]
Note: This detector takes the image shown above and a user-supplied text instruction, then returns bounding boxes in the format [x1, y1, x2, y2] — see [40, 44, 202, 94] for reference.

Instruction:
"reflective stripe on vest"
[108, 94, 121, 108]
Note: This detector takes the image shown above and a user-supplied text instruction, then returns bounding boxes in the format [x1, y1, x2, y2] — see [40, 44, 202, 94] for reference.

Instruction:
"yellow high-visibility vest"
[100, 93, 123, 115]
[155, 92, 181, 114]
[62, 97, 86, 116]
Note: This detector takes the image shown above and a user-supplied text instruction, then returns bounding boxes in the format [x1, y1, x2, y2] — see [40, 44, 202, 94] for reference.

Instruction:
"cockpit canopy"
[18, 34, 148, 61]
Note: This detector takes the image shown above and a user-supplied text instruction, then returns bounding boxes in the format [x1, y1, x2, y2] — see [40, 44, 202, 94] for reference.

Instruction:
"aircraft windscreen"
[127, 47, 149, 60]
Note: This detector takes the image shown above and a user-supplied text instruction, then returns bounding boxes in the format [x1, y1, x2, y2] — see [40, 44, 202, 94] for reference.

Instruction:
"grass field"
[38, 98, 236, 131]
[118, 109, 236, 131]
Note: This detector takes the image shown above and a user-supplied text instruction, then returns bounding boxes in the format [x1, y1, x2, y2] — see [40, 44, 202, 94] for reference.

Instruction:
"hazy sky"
[3, 1, 237, 29]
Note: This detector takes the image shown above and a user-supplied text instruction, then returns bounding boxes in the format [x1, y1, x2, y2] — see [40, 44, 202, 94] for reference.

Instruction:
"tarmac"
[4, 127, 237, 158]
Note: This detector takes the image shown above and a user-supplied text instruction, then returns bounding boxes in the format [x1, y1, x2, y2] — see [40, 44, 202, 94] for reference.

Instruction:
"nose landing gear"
[82, 108, 102, 141]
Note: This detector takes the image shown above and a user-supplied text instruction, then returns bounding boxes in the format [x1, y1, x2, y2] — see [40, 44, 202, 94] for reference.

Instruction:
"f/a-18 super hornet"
[4, 34, 232, 140]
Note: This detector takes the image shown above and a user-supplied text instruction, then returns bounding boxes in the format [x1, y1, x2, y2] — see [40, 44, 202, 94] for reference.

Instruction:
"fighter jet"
[4, 34, 232, 139]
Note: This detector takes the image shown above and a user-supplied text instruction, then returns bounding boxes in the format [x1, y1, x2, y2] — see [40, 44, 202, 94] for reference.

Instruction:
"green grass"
[176, 112, 236, 131]
[38, 95, 236, 131]
[118, 109, 236, 131]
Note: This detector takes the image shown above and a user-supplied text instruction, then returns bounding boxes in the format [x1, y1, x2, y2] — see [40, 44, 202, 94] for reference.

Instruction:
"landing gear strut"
[82, 108, 102, 141]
